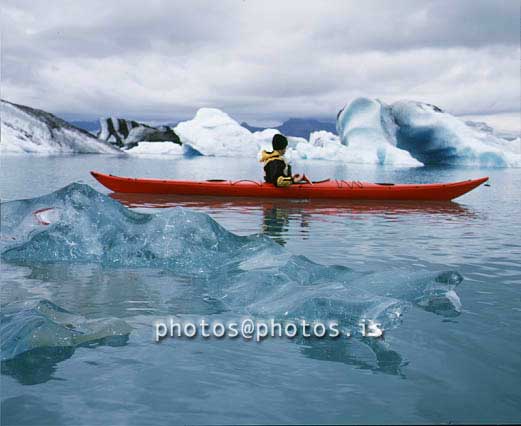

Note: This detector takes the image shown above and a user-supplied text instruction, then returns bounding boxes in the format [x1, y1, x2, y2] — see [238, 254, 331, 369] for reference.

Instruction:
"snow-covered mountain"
[1, 100, 122, 154]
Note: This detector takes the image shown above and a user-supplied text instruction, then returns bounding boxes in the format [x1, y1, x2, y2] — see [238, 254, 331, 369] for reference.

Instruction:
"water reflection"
[261, 206, 311, 246]
[111, 193, 475, 246]
[1, 263, 222, 320]
[1, 337, 128, 386]
[298, 337, 405, 377]
[110, 193, 474, 216]
[1, 262, 413, 383]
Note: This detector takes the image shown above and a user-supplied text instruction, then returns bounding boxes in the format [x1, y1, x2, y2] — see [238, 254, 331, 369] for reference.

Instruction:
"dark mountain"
[241, 118, 337, 139]
[240, 122, 265, 133]
[70, 120, 101, 134]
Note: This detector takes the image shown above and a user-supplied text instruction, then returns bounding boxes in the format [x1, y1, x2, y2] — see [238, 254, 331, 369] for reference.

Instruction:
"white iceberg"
[174, 108, 259, 157]
[290, 131, 344, 161]
[337, 97, 520, 168]
[0, 100, 122, 155]
[252, 128, 281, 152]
[289, 129, 422, 166]
[126, 141, 202, 157]
[126, 141, 185, 156]
[309, 130, 341, 147]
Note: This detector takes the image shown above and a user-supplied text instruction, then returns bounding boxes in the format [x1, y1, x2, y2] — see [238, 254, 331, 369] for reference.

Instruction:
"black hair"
[272, 134, 288, 151]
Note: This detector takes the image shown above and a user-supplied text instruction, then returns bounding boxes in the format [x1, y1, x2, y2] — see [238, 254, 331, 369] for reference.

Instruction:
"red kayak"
[91, 171, 488, 201]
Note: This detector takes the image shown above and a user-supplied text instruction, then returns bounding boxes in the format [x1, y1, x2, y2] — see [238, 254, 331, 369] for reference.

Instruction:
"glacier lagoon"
[1, 154, 521, 425]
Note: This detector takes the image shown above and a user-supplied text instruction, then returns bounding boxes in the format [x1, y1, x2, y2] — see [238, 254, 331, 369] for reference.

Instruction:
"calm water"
[1, 154, 520, 425]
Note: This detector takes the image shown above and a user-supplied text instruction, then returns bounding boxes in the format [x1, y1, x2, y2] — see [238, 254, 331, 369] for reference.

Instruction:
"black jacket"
[260, 150, 293, 187]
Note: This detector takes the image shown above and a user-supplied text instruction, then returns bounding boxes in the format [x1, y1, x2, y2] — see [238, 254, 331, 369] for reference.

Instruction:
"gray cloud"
[311, 0, 520, 52]
[1, 0, 519, 127]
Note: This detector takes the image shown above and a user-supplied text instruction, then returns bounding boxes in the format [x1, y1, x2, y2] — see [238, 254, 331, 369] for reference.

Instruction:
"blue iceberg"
[337, 97, 520, 167]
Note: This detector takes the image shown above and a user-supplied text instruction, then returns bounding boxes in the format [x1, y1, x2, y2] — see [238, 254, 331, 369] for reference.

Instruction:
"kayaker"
[260, 134, 309, 187]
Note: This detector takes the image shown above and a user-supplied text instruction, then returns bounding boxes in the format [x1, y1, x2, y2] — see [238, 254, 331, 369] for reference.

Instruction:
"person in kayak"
[260, 134, 309, 187]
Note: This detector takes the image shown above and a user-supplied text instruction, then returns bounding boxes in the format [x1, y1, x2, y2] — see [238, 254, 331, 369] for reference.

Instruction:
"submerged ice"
[1, 299, 131, 361]
[1, 183, 260, 274]
[1, 183, 465, 355]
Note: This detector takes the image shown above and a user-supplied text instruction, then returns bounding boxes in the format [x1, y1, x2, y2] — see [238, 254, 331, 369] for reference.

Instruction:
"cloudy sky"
[2, 0, 520, 129]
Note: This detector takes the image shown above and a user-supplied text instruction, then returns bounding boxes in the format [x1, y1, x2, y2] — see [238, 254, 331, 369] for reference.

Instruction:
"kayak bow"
[91, 171, 488, 201]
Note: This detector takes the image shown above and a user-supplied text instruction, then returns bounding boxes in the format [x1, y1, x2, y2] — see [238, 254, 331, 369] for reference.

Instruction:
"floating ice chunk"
[391, 100, 521, 167]
[348, 269, 464, 317]
[126, 141, 202, 157]
[289, 128, 421, 166]
[175, 108, 259, 157]
[0, 183, 270, 274]
[309, 130, 342, 147]
[125, 141, 184, 156]
[290, 131, 343, 161]
[336, 98, 423, 166]
[0, 299, 131, 361]
[252, 128, 281, 151]
[336, 97, 520, 167]
[124, 125, 180, 147]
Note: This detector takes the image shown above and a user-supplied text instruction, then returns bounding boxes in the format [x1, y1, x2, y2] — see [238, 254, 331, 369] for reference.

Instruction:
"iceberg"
[98, 117, 181, 149]
[290, 131, 344, 161]
[165, 109, 322, 159]
[0, 100, 122, 155]
[124, 125, 181, 147]
[1, 184, 465, 336]
[0, 183, 257, 274]
[98, 117, 142, 146]
[125, 141, 184, 156]
[335, 98, 424, 166]
[391, 101, 521, 167]
[174, 108, 259, 157]
[464, 120, 520, 142]
[337, 97, 521, 167]
[252, 128, 282, 152]
[1, 299, 131, 361]
[289, 129, 421, 166]
[126, 141, 202, 157]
